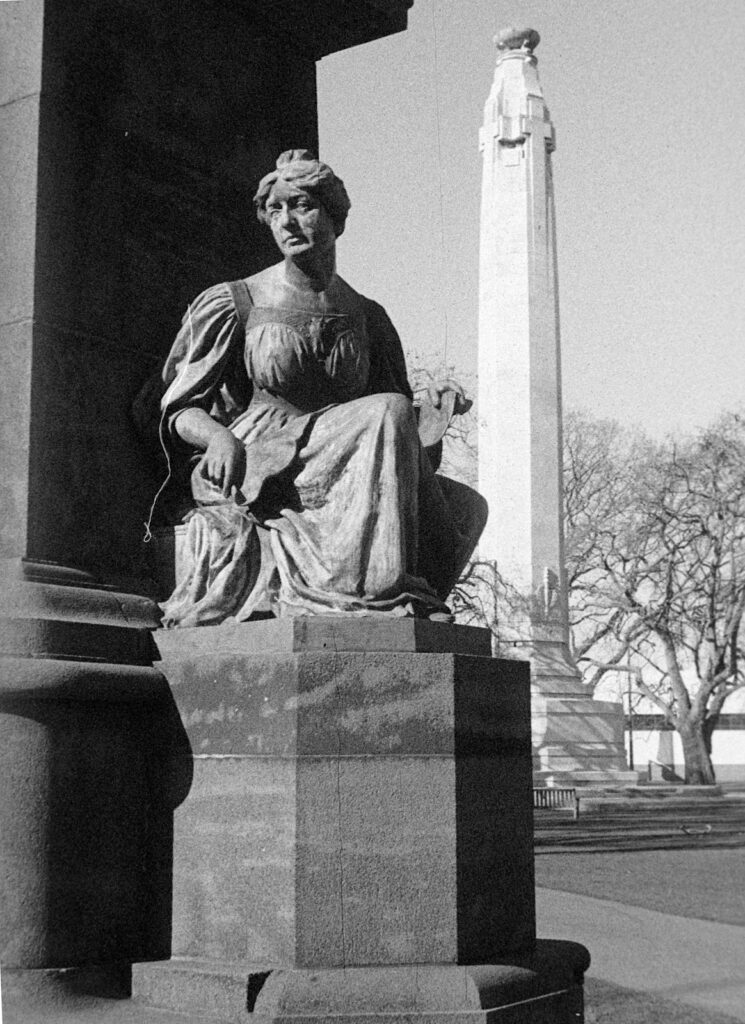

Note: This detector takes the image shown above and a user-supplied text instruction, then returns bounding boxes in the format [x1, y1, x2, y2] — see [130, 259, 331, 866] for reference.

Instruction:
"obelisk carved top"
[494, 27, 540, 55]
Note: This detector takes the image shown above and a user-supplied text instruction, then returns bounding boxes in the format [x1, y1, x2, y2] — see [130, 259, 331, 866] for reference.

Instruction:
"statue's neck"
[283, 248, 337, 294]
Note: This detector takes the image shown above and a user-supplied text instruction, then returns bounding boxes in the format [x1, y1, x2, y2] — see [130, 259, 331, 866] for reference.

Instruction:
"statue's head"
[253, 150, 351, 238]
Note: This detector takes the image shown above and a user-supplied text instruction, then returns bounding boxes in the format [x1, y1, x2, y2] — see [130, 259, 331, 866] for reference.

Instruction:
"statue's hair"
[253, 149, 351, 237]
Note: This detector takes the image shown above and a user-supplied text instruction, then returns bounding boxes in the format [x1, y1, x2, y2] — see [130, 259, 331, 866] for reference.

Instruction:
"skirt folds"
[161, 393, 473, 626]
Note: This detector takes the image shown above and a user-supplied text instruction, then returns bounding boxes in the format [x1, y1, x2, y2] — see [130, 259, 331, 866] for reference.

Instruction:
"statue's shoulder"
[359, 295, 397, 338]
[238, 263, 288, 308]
[334, 277, 388, 323]
[244, 264, 280, 291]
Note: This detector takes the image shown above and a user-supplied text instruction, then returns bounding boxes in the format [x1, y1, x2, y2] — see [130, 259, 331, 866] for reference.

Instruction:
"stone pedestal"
[126, 619, 588, 1023]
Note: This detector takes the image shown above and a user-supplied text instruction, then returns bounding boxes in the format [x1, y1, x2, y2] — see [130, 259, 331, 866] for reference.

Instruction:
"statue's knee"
[472, 492, 489, 535]
[366, 392, 416, 429]
[384, 391, 416, 426]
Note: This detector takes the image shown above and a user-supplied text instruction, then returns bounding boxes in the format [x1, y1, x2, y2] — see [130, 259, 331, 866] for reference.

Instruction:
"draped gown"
[159, 280, 485, 626]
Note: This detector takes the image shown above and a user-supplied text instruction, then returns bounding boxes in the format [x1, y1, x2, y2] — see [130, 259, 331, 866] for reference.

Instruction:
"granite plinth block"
[133, 942, 589, 1024]
[156, 616, 492, 659]
[154, 621, 535, 969]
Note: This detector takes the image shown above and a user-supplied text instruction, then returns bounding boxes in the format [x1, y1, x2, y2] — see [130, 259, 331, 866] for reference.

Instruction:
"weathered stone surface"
[156, 643, 527, 757]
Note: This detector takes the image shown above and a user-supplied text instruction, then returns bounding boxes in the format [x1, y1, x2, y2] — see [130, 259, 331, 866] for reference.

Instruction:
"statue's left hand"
[426, 380, 472, 416]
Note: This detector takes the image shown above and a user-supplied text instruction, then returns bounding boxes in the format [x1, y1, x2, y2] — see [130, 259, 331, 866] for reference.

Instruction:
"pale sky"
[318, 0, 745, 439]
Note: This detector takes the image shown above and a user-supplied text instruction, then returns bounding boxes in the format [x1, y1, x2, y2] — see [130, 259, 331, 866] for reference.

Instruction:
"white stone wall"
[629, 727, 745, 783]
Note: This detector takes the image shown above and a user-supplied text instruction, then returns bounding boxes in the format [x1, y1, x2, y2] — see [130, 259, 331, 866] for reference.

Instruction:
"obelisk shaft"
[477, 30, 577, 682]
[477, 29, 634, 781]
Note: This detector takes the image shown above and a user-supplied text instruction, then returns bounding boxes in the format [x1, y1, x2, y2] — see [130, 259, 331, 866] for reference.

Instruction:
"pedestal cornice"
[249, 0, 413, 58]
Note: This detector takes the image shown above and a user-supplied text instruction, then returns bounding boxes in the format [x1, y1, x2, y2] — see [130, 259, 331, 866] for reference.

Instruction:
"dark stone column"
[0, 0, 414, 997]
[2, 0, 412, 576]
[7, 1, 317, 574]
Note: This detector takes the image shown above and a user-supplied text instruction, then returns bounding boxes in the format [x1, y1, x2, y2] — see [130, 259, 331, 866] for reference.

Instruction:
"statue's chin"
[282, 239, 312, 256]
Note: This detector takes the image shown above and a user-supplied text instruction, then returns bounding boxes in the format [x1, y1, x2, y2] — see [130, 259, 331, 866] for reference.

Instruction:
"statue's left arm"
[361, 300, 414, 400]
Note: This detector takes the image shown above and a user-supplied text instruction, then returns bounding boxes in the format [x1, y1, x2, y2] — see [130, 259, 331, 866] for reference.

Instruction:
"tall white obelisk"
[478, 28, 633, 781]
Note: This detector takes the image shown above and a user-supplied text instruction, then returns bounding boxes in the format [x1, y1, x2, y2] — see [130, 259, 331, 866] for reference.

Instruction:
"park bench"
[532, 787, 580, 820]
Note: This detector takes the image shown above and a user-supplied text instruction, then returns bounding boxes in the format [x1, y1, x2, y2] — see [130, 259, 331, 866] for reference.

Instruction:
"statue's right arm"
[172, 408, 246, 498]
[162, 283, 249, 497]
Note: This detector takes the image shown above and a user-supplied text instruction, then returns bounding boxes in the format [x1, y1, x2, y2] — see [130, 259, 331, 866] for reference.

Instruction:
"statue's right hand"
[198, 432, 246, 497]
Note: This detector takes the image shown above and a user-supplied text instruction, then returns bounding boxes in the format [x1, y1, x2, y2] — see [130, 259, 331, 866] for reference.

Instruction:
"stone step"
[133, 959, 266, 1022]
[576, 784, 724, 799]
[533, 770, 642, 787]
[570, 798, 732, 817]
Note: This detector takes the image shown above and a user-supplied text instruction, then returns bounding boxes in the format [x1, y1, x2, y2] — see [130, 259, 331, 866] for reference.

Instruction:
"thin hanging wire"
[429, 0, 450, 369]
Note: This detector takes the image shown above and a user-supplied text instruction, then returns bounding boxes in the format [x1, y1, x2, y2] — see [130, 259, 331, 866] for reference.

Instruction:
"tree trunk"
[702, 712, 720, 757]
[678, 719, 717, 785]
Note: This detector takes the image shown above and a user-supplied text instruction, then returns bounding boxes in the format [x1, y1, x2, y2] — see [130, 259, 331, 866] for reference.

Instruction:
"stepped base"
[0, 948, 591, 1023]
[132, 947, 590, 1023]
[533, 770, 642, 787]
[532, 687, 632, 779]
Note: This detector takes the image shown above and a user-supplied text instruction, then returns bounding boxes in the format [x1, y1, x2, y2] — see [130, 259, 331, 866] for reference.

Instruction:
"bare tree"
[564, 410, 745, 784]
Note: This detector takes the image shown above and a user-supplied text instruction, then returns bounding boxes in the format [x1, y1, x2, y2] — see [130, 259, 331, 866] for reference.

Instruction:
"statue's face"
[266, 183, 336, 259]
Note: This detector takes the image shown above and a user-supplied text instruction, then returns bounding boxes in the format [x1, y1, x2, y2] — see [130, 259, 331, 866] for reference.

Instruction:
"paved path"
[537, 887, 745, 1021]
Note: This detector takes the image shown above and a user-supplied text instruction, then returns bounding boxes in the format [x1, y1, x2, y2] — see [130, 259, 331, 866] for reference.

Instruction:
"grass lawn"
[534, 847, 745, 925]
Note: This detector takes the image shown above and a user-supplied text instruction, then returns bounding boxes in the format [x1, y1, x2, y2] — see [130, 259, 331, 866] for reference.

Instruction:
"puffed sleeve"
[362, 299, 414, 401]
[161, 282, 252, 440]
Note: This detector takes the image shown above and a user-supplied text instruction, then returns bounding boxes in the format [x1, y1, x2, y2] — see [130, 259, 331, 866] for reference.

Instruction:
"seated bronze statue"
[157, 150, 486, 626]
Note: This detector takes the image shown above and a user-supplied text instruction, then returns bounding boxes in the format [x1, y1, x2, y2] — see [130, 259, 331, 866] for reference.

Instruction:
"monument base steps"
[531, 684, 638, 784]
[533, 770, 642, 787]
[1, 946, 589, 1024]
